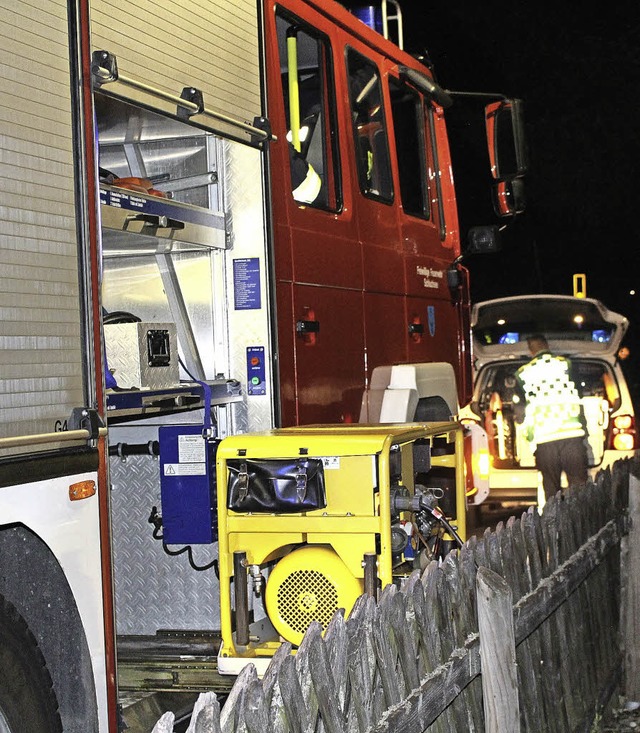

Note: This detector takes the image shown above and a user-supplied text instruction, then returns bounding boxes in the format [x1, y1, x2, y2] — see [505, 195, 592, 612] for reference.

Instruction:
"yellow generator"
[216, 422, 465, 675]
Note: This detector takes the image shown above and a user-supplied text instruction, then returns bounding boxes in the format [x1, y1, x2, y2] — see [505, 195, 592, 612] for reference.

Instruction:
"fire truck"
[0, 0, 525, 729]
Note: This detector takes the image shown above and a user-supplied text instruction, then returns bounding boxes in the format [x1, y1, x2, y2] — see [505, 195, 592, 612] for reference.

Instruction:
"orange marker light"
[613, 433, 635, 452]
[476, 450, 491, 480]
[613, 415, 633, 431]
[69, 480, 97, 501]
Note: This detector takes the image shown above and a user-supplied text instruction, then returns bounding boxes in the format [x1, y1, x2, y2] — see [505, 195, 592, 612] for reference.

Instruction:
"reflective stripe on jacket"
[292, 162, 321, 204]
[516, 351, 585, 445]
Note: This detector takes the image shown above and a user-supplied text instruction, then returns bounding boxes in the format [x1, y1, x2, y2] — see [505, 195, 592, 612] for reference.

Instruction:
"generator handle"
[233, 551, 250, 647]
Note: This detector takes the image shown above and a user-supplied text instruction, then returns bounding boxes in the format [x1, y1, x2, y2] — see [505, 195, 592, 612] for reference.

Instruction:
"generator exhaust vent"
[265, 545, 362, 645]
[277, 569, 338, 635]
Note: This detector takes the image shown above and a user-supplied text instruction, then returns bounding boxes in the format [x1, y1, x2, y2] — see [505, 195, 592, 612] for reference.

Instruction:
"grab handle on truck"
[127, 214, 185, 231]
[91, 51, 275, 147]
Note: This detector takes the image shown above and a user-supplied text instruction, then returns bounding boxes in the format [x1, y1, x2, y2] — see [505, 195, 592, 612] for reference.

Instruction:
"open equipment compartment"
[98, 94, 229, 385]
[95, 88, 274, 694]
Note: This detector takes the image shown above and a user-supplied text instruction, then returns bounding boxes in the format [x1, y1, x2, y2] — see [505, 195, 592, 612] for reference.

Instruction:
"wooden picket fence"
[153, 458, 637, 733]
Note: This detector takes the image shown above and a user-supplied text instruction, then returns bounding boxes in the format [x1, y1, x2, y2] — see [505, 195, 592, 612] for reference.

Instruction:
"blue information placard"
[233, 258, 261, 310]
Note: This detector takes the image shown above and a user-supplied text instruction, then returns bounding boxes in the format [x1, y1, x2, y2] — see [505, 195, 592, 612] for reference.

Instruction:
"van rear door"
[470, 295, 629, 471]
[471, 295, 628, 370]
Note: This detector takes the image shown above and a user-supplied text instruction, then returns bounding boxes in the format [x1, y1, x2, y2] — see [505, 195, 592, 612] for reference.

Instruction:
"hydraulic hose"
[418, 497, 464, 549]
[391, 488, 464, 549]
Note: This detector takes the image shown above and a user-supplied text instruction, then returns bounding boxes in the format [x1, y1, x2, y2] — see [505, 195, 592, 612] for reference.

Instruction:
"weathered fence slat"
[459, 534, 481, 730]
[371, 594, 403, 709]
[410, 577, 448, 733]
[625, 467, 640, 700]
[428, 561, 468, 731]
[324, 610, 348, 712]
[346, 595, 377, 733]
[568, 492, 594, 726]
[266, 670, 288, 733]
[238, 679, 268, 733]
[390, 591, 420, 693]
[443, 551, 483, 731]
[187, 692, 222, 733]
[521, 510, 566, 733]
[556, 501, 585, 728]
[306, 622, 345, 733]
[402, 571, 426, 681]
[296, 628, 322, 730]
[347, 621, 373, 732]
[220, 664, 258, 733]
[151, 712, 174, 733]
[261, 639, 290, 707]
[410, 574, 434, 677]
[513, 515, 548, 731]
[279, 653, 312, 733]
[477, 566, 520, 733]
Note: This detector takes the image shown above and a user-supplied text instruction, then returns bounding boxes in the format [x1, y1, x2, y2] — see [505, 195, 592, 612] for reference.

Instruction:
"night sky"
[399, 1, 640, 348]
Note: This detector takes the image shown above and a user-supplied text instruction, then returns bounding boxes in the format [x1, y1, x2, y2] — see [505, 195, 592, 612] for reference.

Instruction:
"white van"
[459, 295, 637, 504]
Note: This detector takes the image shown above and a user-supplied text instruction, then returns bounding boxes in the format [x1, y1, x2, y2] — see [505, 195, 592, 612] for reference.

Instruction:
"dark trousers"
[535, 437, 589, 500]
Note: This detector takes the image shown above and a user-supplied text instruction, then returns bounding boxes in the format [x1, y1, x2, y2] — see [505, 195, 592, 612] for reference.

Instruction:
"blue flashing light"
[591, 329, 611, 343]
[351, 6, 383, 33]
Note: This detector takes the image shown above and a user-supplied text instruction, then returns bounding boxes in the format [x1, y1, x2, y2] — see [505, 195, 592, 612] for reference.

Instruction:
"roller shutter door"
[0, 0, 86, 454]
[90, 0, 262, 137]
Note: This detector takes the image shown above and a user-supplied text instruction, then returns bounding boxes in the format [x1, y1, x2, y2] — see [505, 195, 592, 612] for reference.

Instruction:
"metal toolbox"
[104, 322, 180, 390]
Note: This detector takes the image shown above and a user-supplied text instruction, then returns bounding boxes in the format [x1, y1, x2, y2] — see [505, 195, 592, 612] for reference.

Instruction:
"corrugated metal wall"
[0, 0, 85, 448]
[0, 0, 262, 450]
[90, 0, 262, 135]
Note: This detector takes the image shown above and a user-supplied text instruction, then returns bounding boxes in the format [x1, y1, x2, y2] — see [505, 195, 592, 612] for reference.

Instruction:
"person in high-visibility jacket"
[289, 143, 322, 205]
[516, 334, 588, 500]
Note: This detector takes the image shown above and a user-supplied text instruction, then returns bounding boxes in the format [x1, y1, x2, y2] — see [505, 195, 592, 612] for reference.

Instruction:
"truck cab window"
[389, 77, 429, 218]
[276, 11, 340, 210]
[346, 48, 393, 202]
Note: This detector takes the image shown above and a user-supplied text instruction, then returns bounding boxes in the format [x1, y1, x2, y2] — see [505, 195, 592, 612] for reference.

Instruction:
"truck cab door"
[265, 2, 364, 425]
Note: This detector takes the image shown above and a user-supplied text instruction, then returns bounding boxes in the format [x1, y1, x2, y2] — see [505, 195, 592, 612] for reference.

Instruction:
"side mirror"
[485, 98, 527, 180]
[492, 177, 526, 217]
[466, 225, 502, 255]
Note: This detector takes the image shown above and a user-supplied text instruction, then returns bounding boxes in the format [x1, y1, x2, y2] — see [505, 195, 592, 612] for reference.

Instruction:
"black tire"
[0, 594, 62, 733]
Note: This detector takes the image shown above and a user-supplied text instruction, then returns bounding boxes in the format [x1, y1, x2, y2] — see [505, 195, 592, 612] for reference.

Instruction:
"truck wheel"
[0, 594, 62, 733]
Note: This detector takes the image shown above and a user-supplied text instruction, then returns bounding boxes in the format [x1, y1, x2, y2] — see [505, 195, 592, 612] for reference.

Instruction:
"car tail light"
[476, 449, 490, 479]
[460, 418, 490, 504]
[609, 414, 637, 451]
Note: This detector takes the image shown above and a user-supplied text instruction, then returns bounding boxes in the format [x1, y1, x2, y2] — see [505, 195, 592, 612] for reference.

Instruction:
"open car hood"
[472, 295, 628, 369]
